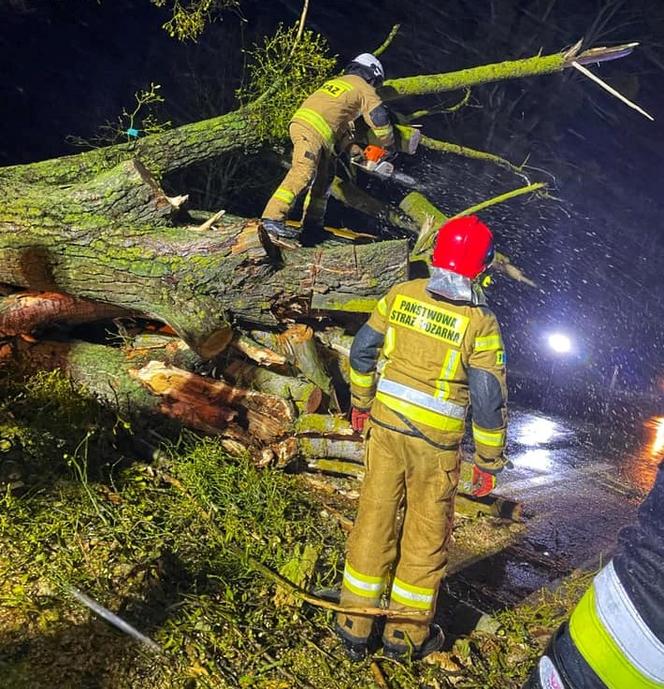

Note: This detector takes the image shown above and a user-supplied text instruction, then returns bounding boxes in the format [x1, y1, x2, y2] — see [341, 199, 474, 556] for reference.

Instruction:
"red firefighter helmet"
[431, 215, 494, 279]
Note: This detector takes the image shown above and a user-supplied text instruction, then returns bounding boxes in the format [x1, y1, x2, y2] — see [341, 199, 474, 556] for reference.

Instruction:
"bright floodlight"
[548, 333, 571, 354]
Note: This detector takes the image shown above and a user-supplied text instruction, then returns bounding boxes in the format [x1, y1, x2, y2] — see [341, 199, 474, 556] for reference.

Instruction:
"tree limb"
[404, 88, 472, 121]
[413, 182, 546, 255]
[420, 134, 529, 179]
[373, 24, 401, 58]
[381, 42, 638, 101]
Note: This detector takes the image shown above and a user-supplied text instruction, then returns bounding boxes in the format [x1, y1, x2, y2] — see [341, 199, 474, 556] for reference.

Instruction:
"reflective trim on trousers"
[390, 577, 434, 611]
[472, 423, 505, 448]
[342, 561, 385, 599]
[570, 561, 664, 689]
[291, 108, 335, 148]
[474, 334, 503, 352]
[350, 367, 375, 388]
[377, 378, 466, 420]
[272, 187, 296, 205]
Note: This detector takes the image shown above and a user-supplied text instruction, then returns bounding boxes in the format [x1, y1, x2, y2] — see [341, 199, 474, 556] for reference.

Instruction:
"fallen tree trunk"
[0, 291, 129, 336]
[223, 359, 323, 413]
[0, 198, 409, 357]
[12, 339, 292, 445]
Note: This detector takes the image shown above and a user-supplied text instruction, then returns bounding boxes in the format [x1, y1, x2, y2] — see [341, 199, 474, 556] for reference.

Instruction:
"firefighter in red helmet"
[335, 215, 508, 661]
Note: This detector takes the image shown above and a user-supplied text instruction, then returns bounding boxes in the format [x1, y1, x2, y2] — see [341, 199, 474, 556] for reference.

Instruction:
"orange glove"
[471, 465, 496, 498]
[351, 408, 370, 433]
[460, 461, 497, 497]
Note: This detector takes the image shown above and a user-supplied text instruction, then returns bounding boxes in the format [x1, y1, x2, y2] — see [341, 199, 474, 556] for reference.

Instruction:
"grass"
[0, 367, 590, 688]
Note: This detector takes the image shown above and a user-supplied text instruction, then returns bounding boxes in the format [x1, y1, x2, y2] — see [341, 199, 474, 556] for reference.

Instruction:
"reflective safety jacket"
[290, 74, 394, 152]
[349, 277, 508, 472]
[525, 462, 664, 689]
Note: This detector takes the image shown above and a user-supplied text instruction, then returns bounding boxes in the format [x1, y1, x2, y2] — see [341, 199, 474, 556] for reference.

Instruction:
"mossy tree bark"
[0, 153, 409, 356]
[0, 41, 635, 358]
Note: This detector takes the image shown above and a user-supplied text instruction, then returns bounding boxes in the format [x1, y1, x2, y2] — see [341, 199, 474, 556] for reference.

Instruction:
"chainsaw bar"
[351, 160, 418, 188]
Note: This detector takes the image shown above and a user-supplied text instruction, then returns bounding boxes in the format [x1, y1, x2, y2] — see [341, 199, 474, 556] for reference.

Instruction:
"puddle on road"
[455, 408, 663, 612]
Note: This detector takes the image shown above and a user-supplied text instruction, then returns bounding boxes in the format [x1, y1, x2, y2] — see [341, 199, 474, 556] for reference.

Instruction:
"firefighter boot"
[261, 218, 301, 240]
[382, 623, 445, 661]
[334, 621, 369, 662]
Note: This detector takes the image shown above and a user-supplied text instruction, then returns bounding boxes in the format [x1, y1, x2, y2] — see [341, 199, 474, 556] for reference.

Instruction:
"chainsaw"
[351, 145, 418, 188]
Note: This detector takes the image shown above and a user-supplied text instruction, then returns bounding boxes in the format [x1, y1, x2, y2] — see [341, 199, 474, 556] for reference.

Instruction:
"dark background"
[2, 0, 663, 414]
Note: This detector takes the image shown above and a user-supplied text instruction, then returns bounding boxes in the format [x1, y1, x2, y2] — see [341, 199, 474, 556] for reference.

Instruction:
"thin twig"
[413, 182, 546, 256]
[420, 134, 530, 180]
[371, 659, 391, 688]
[293, 0, 310, 47]
[571, 61, 654, 121]
[450, 182, 547, 220]
[373, 24, 401, 57]
[373, 24, 401, 58]
[405, 89, 472, 120]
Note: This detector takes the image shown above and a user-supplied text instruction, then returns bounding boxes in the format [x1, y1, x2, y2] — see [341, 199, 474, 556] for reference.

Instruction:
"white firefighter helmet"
[351, 53, 385, 83]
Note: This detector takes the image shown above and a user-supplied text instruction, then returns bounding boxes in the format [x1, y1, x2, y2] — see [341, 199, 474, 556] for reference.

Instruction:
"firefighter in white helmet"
[262, 53, 395, 242]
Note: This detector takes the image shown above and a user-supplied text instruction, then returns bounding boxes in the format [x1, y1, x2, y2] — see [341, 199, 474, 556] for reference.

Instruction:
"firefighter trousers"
[336, 422, 460, 649]
[262, 122, 336, 228]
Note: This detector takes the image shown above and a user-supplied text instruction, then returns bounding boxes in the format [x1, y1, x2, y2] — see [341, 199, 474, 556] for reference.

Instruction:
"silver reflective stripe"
[391, 582, 432, 604]
[377, 378, 465, 420]
[343, 566, 384, 594]
[594, 561, 664, 684]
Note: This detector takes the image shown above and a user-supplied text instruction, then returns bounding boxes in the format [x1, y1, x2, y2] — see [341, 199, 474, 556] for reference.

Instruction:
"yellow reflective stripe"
[372, 125, 393, 137]
[350, 368, 375, 388]
[435, 349, 460, 400]
[472, 424, 505, 447]
[376, 297, 388, 317]
[376, 392, 465, 432]
[342, 562, 385, 599]
[291, 108, 334, 147]
[346, 562, 383, 585]
[383, 326, 396, 358]
[272, 187, 295, 204]
[474, 334, 503, 352]
[390, 577, 434, 610]
[570, 584, 662, 689]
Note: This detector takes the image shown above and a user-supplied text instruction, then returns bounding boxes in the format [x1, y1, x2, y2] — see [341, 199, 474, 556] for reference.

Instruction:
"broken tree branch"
[373, 24, 401, 58]
[381, 42, 639, 100]
[571, 60, 654, 121]
[420, 134, 529, 178]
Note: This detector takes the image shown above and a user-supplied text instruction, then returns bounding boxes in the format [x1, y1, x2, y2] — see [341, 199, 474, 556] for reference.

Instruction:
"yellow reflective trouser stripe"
[343, 562, 385, 599]
[376, 392, 465, 432]
[272, 187, 296, 204]
[570, 578, 663, 689]
[291, 108, 334, 147]
[474, 334, 503, 352]
[350, 368, 375, 388]
[435, 349, 460, 400]
[376, 296, 388, 317]
[390, 577, 434, 610]
[472, 424, 505, 447]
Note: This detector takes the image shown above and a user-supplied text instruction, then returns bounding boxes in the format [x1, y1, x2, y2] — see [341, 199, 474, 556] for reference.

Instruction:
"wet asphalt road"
[446, 408, 660, 612]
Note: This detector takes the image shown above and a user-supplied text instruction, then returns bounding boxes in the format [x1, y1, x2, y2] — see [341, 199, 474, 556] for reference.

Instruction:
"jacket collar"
[426, 267, 487, 306]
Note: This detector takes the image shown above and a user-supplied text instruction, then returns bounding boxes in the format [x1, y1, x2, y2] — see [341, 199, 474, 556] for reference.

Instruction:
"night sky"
[2, 0, 664, 404]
